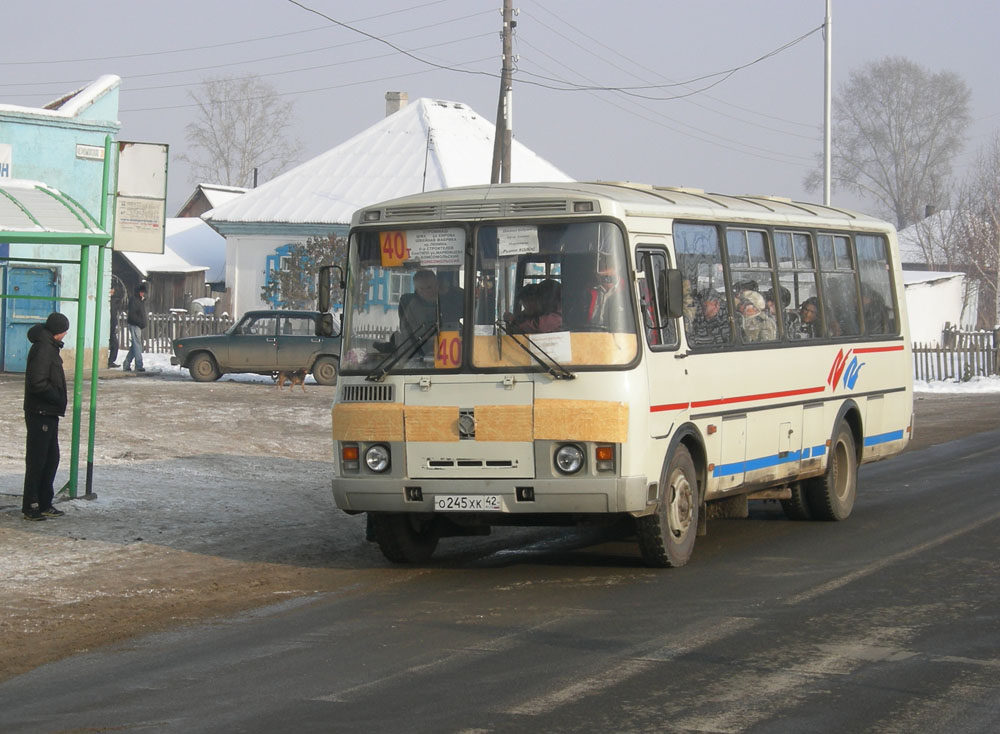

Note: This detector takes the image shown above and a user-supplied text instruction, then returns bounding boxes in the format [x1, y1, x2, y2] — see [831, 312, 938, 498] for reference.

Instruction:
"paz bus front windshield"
[339, 221, 638, 375]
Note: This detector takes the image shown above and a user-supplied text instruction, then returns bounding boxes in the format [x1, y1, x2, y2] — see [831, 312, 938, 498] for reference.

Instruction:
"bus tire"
[636, 445, 699, 568]
[804, 422, 857, 521]
[780, 482, 813, 520]
[370, 512, 439, 564]
[189, 353, 221, 382]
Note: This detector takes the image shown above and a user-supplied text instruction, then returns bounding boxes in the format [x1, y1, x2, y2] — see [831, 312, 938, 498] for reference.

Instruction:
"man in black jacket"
[22, 312, 69, 521]
[122, 283, 148, 372]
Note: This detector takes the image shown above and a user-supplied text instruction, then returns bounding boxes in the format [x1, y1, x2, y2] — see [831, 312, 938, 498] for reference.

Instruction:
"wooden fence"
[117, 312, 235, 355]
[912, 328, 1000, 382]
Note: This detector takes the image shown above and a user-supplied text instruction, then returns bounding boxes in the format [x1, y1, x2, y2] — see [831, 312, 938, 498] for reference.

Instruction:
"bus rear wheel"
[780, 482, 813, 520]
[369, 512, 439, 563]
[804, 422, 857, 521]
[636, 445, 699, 568]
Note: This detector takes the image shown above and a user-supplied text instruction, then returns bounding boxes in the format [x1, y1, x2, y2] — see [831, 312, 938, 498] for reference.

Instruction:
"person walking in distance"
[22, 312, 70, 521]
[107, 282, 122, 368]
[123, 283, 148, 372]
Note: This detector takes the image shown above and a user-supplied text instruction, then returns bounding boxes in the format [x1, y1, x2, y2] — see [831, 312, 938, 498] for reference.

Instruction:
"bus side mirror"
[316, 313, 340, 338]
[662, 269, 684, 319]
[318, 264, 345, 314]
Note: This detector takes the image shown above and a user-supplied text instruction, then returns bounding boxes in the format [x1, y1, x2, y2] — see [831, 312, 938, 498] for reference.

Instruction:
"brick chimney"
[385, 91, 408, 117]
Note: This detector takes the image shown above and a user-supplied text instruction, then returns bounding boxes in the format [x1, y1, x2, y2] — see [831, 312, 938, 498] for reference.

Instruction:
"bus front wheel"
[370, 513, 439, 564]
[636, 445, 699, 568]
[804, 422, 857, 521]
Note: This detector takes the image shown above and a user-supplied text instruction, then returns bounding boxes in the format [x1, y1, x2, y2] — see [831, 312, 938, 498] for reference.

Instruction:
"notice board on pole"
[113, 141, 169, 254]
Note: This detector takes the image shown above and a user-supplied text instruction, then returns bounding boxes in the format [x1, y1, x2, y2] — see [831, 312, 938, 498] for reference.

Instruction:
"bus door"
[636, 241, 684, 441]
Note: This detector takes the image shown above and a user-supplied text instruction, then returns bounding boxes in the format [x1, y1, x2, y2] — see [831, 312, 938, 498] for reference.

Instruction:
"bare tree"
[261, 234, 346, 310]
[807, 57, 971, 229]
[954, 133, 1000, 326]
[178, 74, 302, 188]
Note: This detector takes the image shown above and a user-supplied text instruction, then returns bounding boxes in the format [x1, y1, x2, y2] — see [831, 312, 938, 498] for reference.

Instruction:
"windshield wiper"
[494, 320, 575, 380]
[366, 319, 439, 382]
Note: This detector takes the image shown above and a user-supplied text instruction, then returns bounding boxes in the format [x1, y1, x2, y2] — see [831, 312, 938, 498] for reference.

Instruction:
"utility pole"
[490, 0, 515, 184]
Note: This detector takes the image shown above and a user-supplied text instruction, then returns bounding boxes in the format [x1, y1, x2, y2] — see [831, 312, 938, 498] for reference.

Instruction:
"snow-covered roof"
[121, 218, 223, 278]
[203, 97, 573, 227]
[903, 270, 965, 286]
[897, 210, 956, 264]
[176, 183, 247, 216]
[0, 75, 120, 119]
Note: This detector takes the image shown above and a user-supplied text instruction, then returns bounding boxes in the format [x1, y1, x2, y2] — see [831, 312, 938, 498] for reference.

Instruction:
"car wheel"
[312, 356, 338, 386]
[189, 353, 221, 382]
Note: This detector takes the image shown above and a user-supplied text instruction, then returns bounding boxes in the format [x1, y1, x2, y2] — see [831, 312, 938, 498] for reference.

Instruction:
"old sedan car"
[171, 310, 340, 385]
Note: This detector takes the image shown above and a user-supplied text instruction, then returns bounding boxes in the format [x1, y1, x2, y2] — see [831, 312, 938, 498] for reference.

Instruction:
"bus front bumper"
[332, 475, 652, 516]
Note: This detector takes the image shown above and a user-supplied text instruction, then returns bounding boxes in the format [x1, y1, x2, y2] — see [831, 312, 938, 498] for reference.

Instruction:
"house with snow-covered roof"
[115, 218, 227, 314]
[897, 209, 980, 333]
[203, 94, 573, 318]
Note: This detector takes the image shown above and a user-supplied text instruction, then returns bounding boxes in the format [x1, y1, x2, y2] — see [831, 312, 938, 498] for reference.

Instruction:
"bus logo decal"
[828, 348, 865, 391]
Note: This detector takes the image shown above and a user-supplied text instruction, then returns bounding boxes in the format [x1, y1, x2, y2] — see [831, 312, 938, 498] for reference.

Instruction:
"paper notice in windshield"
[497, 226, 539, 256]
[528, 331, 572, 363]
[407, 228, 464, 267]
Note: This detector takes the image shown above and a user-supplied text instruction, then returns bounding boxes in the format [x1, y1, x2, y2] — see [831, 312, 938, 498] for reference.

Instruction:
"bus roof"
[351, 181, 893, 232]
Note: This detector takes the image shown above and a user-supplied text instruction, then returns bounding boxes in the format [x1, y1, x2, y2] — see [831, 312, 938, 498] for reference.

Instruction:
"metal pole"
[68, 243, 90, 499]
[83, 135, 114, 499]
[823, 0, 833, 206]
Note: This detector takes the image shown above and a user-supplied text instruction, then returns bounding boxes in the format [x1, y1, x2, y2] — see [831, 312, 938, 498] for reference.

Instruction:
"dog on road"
[275, 370, 307, 392]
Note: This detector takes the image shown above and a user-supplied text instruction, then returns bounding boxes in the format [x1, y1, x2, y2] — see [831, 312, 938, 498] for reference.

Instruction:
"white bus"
[321, 182, 912, 566]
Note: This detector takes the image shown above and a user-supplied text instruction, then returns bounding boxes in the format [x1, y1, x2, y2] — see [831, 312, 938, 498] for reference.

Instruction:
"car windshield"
[338, 221, 638, 375]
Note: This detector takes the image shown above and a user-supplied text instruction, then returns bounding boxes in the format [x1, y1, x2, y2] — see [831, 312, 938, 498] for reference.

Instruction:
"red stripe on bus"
[853, 345, 905, 354]
[650, 402, 690, 413]
[690, 385, 826, 409]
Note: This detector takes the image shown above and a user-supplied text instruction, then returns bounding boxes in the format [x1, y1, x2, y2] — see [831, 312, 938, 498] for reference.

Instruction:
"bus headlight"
[555, 444, 585, 475]
[365, 444, 391, 473]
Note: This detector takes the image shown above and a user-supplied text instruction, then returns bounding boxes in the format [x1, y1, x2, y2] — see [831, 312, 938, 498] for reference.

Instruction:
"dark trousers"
[23, 413, 60, 513]
[108, 321, 119, 366]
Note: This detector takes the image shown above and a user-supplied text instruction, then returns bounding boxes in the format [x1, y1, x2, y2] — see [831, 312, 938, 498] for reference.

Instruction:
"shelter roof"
[0, 178, 107, 244]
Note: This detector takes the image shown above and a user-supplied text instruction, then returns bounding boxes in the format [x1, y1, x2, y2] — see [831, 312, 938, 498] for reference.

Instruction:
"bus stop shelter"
[1, 170, 113, 500]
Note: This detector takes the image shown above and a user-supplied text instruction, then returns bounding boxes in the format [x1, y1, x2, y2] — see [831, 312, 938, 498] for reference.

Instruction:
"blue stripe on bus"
[710, 432, 901, 479]
[863, 429, 905, 447]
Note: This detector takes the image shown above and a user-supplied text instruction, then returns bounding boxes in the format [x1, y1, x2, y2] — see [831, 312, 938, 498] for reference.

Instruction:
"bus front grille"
[341, 384, 395, 402]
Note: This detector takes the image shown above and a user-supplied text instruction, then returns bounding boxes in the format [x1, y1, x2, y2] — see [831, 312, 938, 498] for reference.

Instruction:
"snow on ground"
[913, 375, 1000, 393]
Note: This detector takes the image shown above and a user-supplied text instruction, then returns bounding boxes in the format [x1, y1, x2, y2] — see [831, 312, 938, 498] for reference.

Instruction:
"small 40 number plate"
[433, 495, 502, 512]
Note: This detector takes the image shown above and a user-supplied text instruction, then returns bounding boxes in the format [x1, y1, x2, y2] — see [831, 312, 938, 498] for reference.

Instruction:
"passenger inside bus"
[688, 289, 731, 347]
[737, 290, 777, 343]
[508, 279, 563, 333]
[797, 297, 821, 338]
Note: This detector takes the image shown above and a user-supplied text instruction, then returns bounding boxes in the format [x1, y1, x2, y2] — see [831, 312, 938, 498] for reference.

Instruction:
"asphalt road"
[2, 426, 998, 734]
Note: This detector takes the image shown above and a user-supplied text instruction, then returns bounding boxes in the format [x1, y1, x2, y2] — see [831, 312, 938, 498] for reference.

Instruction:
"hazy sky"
[5, 0, 999, 219]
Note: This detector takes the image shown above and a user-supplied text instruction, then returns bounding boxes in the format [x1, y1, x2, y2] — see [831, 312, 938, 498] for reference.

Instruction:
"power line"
[514, 37, 814, 169]
[120, 55, 496, 113]
[514, 24, 824, 101]
[0, 0, 458, 66]
[2, 8, 494, 93]
[524, 7, 818, 132]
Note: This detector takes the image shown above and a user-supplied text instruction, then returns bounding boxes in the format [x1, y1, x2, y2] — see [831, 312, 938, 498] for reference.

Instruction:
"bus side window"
[818, 234, 861, 338]
[856, 234, 897, 335]
[775, 231, 820, 341]
[674, 222, 733, 349]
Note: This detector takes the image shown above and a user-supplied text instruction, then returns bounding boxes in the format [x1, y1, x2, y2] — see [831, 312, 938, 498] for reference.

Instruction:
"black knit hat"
[45, 312, 70, 335]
